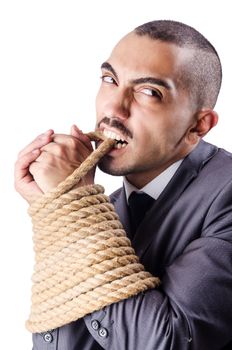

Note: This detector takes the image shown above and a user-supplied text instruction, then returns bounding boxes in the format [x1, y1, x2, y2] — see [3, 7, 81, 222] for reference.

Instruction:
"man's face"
[95, 32, 196, 188]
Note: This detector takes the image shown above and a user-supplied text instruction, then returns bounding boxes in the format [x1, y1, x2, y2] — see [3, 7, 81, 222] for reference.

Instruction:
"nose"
[103, 88, 132, 120]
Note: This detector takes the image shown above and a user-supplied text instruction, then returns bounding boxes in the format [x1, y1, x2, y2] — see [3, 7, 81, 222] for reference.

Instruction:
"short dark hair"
[135, 20, 222, 109]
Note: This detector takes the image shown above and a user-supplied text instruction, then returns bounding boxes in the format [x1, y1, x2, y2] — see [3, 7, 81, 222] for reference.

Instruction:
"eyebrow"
[100, 61, 171, 90]
[101, 62, 118, 80]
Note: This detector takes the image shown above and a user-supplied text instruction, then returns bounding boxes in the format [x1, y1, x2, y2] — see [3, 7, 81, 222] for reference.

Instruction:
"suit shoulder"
[210, 146, 232, 173]
[199, 145, 232, 193]
[109, 187, 123, 204]
[217, 147, 232, 161]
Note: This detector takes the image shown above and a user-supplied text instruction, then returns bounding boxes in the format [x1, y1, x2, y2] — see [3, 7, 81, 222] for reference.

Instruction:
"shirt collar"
[124, 159, 183, 203]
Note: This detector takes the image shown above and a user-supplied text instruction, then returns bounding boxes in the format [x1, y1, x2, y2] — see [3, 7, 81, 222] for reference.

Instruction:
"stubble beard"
[97, 154, 156, 177]
[97, 157, 133, 176]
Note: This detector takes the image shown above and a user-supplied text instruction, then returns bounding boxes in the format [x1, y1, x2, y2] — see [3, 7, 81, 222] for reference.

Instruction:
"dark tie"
[128, 191, 154, 234]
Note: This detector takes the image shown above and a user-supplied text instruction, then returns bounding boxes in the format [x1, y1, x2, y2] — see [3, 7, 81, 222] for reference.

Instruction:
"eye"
[100, 75, 116, 84]
[140, 88, 162, 99]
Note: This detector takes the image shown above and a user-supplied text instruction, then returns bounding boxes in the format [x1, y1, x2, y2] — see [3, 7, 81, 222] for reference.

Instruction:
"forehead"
[106, 32, 191, 83]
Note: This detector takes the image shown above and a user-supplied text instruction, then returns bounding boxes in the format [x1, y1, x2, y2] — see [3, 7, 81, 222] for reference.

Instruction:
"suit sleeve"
[84, 180, 232, 350]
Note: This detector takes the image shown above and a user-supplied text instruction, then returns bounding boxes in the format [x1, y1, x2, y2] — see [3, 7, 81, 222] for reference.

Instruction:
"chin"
[98, 159, 132, 177]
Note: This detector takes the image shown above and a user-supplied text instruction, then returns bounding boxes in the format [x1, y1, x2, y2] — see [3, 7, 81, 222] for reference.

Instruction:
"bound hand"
[14, 126, 95, 205]
[29, 125, 94, 193]
[14, 129, 54, 204]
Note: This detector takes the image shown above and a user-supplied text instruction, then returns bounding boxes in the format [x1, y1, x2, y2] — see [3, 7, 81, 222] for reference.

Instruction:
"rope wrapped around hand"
[26, 131, 160, 333]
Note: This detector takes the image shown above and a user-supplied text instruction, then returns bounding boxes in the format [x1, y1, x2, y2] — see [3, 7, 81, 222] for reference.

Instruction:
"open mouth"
[103, 129, 129, 149]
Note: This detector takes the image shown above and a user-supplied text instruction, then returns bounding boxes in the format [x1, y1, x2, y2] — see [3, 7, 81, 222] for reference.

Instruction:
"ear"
[186, 109, 218, 145]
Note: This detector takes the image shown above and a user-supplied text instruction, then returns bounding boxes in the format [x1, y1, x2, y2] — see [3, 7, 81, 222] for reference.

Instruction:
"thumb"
[70, 124, 93, 152]
[70, 124, 82, 138]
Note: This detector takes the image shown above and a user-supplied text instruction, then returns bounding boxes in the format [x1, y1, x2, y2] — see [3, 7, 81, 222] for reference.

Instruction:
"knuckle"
[69, 137, 77, 148]
[40, 152, 54, 164]
[63, 136, 78, 149]
[36, 166, 50, 179]
[43, 143, 64, 157]
[28, 163, 35, 174]
[53, 135, 79, 152]
[55, 145, 64, 157]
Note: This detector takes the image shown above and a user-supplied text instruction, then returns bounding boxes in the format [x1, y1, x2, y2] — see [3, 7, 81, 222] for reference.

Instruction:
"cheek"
[132, 116, 177, 154]
[95, 86, 111, 114]
[131, 123, 158, 154]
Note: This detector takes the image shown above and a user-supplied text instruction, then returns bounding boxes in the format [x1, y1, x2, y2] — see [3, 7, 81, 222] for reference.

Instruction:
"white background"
[0, 0, 231, 348]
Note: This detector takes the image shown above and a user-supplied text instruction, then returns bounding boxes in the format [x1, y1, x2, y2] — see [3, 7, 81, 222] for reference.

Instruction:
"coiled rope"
[26, 131, 160, 333]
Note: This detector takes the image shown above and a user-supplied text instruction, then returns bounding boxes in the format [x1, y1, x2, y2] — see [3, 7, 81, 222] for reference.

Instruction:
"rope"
[26, 131, 160, 333]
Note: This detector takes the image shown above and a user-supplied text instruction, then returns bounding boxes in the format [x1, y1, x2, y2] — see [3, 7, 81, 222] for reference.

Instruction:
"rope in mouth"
[86, 130, 128, 149]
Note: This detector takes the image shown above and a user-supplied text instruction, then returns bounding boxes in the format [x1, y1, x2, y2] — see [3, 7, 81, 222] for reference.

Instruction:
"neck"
[126, 162, 175, 188]
[127, 144, 198, 188]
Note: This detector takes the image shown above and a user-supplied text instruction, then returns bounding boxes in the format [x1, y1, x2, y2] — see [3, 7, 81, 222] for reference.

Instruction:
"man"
[15, 20, 232, 349]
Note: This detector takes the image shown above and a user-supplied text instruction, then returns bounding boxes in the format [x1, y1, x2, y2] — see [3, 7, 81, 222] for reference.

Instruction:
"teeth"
[103, 129, 114, 139]
[103, 129, 126, 143]
[114, 142, 127, 149]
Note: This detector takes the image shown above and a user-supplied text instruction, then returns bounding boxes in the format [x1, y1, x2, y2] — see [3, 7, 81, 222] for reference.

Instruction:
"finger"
[40, 138, 81, 156]
[39, 132, 93, 157]
[71, 124, 93, 152]
[15, 149, 41, 183]
[47, 134, 76, 144]
[40, 142, 61, 156]
[40, 138, 90, 159]
[70, 124, 82, 138]
[50, 133, 91, 151]
[33, 149, 55, 163]
[18, 129, 54, 158]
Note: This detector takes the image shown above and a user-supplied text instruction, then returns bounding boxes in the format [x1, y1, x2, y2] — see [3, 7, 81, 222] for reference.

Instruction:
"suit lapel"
[110, 186, 132, 238]
[132, 140, 218, 259]
[111, 140, 218, 260]
[132, 158, 198, 258]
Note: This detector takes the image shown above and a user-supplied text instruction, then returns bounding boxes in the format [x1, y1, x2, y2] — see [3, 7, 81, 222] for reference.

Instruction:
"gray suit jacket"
[33, 140, 232, 349]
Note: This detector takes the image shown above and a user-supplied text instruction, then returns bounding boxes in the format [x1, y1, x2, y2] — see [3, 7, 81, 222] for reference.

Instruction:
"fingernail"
[44, 129, 52, 135]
